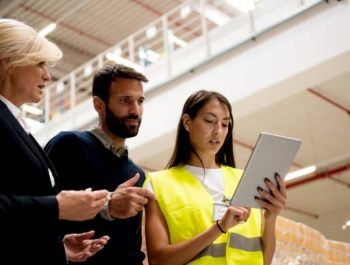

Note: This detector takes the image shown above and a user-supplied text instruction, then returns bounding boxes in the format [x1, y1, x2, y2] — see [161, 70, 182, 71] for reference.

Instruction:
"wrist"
[264, 211, 278, 224]
[99, 192, 114, 221]
[216, 220, 227, 233]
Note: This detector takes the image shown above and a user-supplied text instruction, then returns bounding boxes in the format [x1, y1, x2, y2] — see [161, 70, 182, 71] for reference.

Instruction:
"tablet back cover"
[230, 132, 301, 208]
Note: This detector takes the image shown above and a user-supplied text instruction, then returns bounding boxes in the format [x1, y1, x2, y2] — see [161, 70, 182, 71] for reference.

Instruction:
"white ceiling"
[0, 0, 185, 79]
[2, 0, 350, 245]
[234, 78, 350, 243]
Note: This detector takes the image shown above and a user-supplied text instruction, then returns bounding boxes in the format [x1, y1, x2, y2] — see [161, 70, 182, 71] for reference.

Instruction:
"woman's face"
[7, 62, 51, 106]
[184, 98, 230, 158]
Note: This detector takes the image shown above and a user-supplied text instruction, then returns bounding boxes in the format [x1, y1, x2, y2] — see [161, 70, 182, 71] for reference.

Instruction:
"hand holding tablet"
[230, 132, 302, 208]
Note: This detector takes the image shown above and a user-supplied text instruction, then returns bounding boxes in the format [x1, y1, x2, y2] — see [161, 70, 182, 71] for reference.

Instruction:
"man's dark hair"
[92, 63, 148, 103]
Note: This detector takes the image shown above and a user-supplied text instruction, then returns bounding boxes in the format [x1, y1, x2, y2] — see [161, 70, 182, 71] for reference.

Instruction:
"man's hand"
[57, 189, 109, 221]
[108, 173, 156, 218]
[64, 230, 110, 262]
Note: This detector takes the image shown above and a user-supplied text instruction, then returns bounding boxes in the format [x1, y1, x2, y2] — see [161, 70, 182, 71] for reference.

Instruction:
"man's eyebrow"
[118, 95, 144, 99]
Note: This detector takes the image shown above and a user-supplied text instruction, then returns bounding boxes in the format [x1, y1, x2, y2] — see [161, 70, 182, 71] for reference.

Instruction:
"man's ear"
[93, 96, 105, 116]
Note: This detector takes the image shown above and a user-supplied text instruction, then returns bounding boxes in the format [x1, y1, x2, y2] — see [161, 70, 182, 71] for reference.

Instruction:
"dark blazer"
[0, 100, 66, 265]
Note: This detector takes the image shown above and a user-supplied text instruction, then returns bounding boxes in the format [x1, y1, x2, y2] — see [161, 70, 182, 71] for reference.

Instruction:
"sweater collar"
[90, 127, 128, 158]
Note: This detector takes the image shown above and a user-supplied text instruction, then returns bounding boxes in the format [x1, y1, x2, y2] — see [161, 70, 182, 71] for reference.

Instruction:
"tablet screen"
[230, 132, 301, 208]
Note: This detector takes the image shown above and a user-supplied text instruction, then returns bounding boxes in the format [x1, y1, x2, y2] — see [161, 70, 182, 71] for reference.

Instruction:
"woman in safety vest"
[144, 90, 286, 265]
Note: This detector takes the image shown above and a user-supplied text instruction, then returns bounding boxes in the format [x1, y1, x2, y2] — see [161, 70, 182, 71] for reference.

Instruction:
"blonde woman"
[0, 18, 110, 264]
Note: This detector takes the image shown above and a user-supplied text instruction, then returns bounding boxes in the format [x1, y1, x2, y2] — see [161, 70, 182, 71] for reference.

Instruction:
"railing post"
[98, 54, 103, 69]
[162, 15, 172, 78]
[199, 0, 211, 58]
[70, 72, 76, 109]
[248, 10, 256, 36]
[128, 36, 134, 62]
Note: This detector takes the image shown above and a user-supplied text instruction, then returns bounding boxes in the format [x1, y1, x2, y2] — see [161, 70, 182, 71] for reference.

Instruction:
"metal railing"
[25, 0, 324, 130]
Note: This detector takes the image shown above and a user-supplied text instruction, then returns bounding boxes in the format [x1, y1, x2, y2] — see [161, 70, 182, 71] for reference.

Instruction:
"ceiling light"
[205, 6, 230, 26]
[84, 64, 93, 77]
[39, 23, 57, 37]
[285, 165, 317, 181]
[225, 0, 255, 13]
[341, 219, 350, 230]
[191, 2, 230, 26]
[105, 52, 144, 73]
[146, 26, 157, 39]
[180, 5, 192, 19]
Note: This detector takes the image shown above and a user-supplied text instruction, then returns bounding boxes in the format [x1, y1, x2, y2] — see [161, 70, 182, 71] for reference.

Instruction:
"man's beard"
[105, 106, 141, 138]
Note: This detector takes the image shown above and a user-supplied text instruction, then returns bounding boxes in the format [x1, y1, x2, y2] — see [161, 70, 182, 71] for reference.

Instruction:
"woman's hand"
[218, 206, 251, 232]
[256, 173, 287, 221]
[63, 230, 110, 262]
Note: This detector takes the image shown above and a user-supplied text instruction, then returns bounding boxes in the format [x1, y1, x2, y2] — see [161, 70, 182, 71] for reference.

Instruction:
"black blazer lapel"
[0, 101, 50, 171]
[28, 133, 60, 179]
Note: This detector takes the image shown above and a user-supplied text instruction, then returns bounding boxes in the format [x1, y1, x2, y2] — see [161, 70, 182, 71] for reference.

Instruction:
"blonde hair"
[0, 18, 62, 68]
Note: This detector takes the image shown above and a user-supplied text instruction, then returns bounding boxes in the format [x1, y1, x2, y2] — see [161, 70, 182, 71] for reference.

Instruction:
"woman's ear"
[182, 114, 191, 131]
[0, 59, 11, 75]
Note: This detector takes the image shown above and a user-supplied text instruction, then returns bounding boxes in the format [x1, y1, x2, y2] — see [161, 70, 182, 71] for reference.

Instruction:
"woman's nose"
[213, 123, 223, 134]
[43, 67, 51, 81]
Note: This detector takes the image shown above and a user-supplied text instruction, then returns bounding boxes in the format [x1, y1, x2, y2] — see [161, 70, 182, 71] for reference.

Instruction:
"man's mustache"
[124, 114, 141, 121]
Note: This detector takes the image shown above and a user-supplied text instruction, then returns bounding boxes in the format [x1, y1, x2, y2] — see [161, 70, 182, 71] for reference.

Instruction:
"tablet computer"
[229, 132, 301, 208]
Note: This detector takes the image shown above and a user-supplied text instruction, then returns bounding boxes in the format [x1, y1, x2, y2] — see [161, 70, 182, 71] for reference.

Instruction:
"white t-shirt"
[145, 165, 226, 203]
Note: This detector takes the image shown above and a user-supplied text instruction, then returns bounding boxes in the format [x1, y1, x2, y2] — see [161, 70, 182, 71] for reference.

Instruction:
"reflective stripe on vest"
[196, 243, 226, 259]
[229, 233, 262, 252]
[195, 233, 262, 259]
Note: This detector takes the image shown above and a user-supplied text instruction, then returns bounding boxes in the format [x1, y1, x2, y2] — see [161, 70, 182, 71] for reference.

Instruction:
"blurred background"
[2, 0, 349, 263]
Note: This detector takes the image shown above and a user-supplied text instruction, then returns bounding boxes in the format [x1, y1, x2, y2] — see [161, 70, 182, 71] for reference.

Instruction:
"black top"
[45, 130, 146, 265]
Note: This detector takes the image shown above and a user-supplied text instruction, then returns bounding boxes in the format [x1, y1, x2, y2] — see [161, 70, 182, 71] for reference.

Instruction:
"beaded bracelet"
[216, 220, 227, 233]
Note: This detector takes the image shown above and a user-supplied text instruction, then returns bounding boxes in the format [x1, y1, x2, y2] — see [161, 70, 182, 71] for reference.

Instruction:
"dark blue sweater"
[45, 131, 145, 265]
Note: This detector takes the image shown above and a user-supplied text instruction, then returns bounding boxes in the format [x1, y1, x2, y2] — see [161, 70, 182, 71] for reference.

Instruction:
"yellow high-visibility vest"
[147, 165, 263, 265]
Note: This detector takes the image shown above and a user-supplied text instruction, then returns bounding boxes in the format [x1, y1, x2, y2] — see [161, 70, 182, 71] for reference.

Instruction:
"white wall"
[129, 1, 350, 168]
[34, 1, 350, 157]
